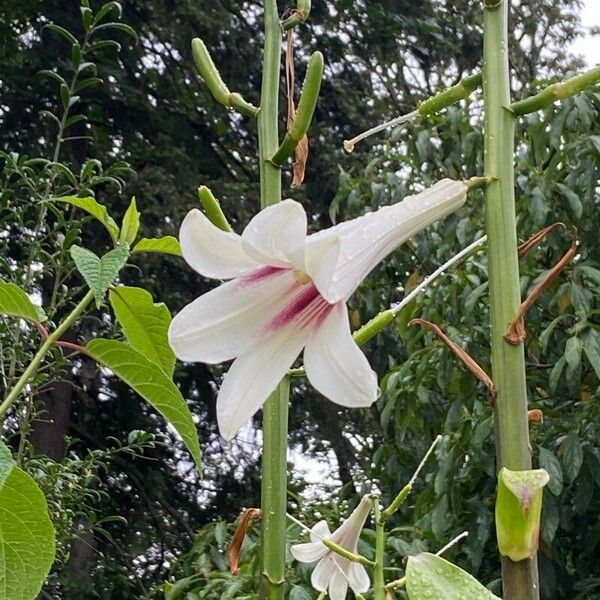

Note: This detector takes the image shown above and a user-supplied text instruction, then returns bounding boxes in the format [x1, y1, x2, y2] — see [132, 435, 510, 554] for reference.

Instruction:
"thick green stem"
[483, 1, 538, 598]
[511, 66, 600, 116]
[373, 500, 385, 600]
[258, 2, 288, 598]
[0, 290, 94, 420]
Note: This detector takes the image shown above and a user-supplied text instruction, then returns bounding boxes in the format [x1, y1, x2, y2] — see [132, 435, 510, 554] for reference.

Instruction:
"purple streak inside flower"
[266, 284, 331, 331]
[240, 265, 287, 286]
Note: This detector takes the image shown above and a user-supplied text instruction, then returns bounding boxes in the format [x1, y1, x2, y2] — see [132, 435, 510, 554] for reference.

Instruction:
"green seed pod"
[191, 38, 259, 118]
[270, 51, 324, 166]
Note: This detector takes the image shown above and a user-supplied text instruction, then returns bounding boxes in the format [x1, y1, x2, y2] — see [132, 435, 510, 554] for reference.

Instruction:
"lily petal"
[311, 557, 337, 592]
[180, 209, 260, 279]
[328, 569, 350, 600]
[347, 563, 370, 594]
[290, 541, 328, 563]
[304, 303, 378, 408]
[304, 179, 468, 302]
[310, 520, 332, 543]
[216, 317, 310, 440]
[242, 199, 307, 268]
[168, 267, 297, 364]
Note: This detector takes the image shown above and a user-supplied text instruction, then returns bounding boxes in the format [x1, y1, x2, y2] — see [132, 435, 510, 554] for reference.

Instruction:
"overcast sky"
[572, 0, 600, 65]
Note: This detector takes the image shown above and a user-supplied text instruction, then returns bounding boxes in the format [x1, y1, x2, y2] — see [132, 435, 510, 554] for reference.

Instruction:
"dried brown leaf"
[506, 228, 578, 345]
[229, 508, 262, 575]
[410, 318, 496, 403]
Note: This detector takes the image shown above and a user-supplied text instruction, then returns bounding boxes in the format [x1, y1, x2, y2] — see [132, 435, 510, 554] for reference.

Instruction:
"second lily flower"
[168, 179, 468, 440]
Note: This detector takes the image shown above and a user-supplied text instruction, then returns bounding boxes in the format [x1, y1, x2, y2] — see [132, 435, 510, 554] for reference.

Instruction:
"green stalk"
[258, 2, 288, 598]
[373, 500, 385, 600]
[0, 290, 94, 420]
[482, 1, 538, 598]
[511, 66, 600, 116]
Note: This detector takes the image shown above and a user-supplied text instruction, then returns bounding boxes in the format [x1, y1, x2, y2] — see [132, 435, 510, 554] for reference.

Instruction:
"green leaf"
[70, 245, 129, 307]
[93, 22, 138, 41]
[94, 1, 123, 23]
[0, 441, 56, 600]
[0, 281, 46, 322]
[109, 286, 175, 376]
[538, 447, 563, 496]
[555, 183, 583, 220]
[582, 328, 600, 379]
[54, 196, 119, 241]
[86, 339, 201, 469]
[119, 197, 140, 244]
[289, 586, 313, 600]
[132, 236, 182, 257]
[560, 433, 583, 483]
[406, 552, 500, 599]
[564, 336, 582, 379]
[45, 23, 78, 45]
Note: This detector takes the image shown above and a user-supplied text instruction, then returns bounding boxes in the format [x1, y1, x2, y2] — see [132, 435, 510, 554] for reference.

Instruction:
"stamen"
[293, 269, 312, 284]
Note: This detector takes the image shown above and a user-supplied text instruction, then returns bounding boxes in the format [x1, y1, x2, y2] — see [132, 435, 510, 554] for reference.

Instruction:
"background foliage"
[0, 0, 598, 598]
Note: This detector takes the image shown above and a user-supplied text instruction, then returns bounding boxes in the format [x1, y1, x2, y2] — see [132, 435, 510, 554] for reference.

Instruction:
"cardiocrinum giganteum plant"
[1, 0, 599, 598]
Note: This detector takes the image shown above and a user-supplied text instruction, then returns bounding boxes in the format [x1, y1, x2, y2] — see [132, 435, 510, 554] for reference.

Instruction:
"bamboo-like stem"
[511, 66, 600, 116]
[0, 290, 95, 419]
[373, 500, 385, 600]
[258, 2, 288, 598]
[483, 1, 538, 598]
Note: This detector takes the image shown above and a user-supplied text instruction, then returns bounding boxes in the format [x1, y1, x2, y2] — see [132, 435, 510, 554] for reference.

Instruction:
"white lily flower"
[168, 179, 467, 440]
[290, 495, 373, 600]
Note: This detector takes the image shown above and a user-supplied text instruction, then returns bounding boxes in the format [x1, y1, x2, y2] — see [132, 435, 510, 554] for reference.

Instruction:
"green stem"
[511, 66, 600, 116]
[343, 73, 482, 152]
[281, 0, 311, 30]
[483, 1, 538, 598]
[0, 290, 94, 420]
[373, 500, 385, 600]
[258, 2, 288, 598]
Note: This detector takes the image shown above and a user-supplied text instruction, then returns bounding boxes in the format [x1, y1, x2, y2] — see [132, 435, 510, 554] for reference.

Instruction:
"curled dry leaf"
[410, 318, 496, 403]
[527, 409, 544, 424]
[229, 508, 262, 575]
[517, 222, 565, 258]
[506, 227, 578, 345]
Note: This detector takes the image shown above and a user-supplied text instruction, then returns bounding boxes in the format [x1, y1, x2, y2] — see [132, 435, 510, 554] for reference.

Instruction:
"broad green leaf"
[555, 183, 583, 220]
[70, 245, 129, 307]
[119, 197, 140, 244]
[54, 196, 119, 241]
[0, 281, 46, 322]
[0, 441, 56, 600]
[109, 286, 175, 376]
[406, 552, 500, 600]
[538, 446, 563, 496]
[564, 336, 582, 379]
[560, 433, 583, 483]
[289, 586, 313, 600]
[583, 328, 600, 379]
[132, 236, 182, 257]
[86, 339, 201, 469]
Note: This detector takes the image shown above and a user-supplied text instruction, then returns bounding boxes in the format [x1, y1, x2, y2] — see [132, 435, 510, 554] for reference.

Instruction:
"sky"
[572, 0, 600, 65]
